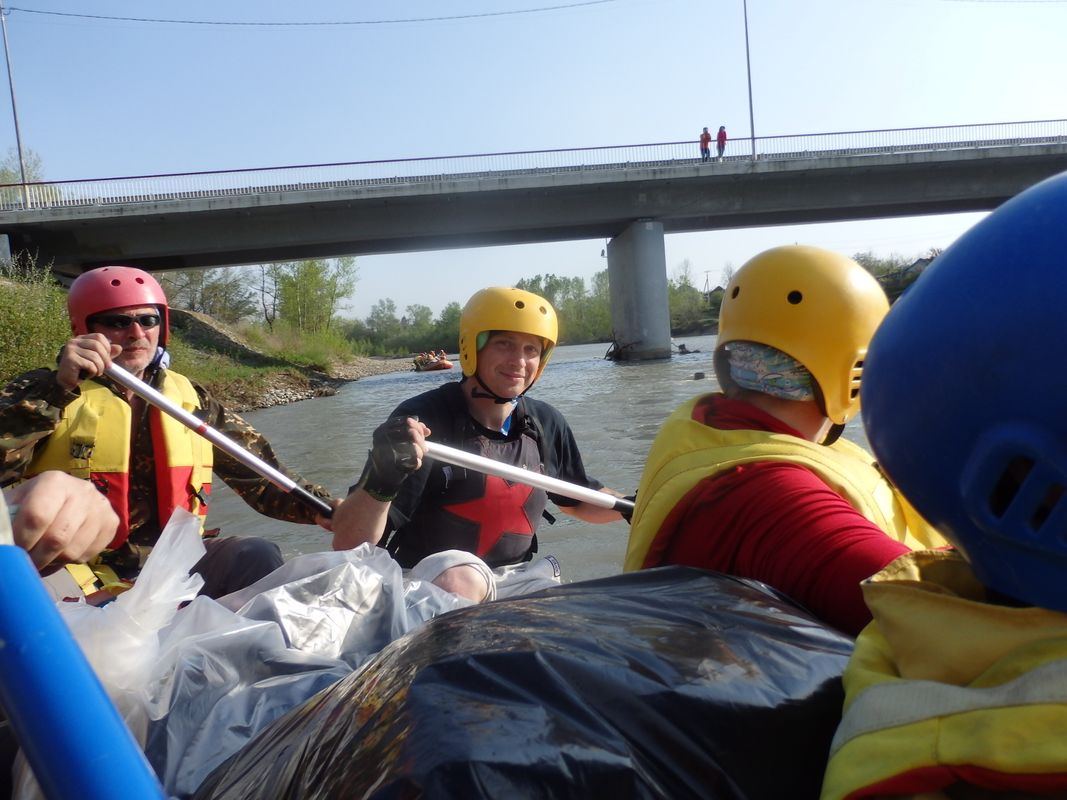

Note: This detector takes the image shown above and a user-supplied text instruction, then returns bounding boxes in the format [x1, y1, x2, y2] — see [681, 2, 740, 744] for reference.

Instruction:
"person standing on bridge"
[624, 245, 947, 635]
[0, 266, 336, 599]
[699, 127, 713, 162]
[716, 125, 728, 161]
[331, 286, 626, 569]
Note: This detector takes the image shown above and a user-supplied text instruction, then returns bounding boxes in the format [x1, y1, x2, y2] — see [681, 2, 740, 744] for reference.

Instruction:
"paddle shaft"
[424, 441, 634, 515]
[105, 365, 630, 517]
[104, 364, 333, 518]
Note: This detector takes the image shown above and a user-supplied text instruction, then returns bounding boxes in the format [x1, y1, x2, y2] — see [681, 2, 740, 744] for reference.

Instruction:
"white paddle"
[106, 363, 634, 517]
[424, 441, 634, 514]
[104, 363, 334, 518]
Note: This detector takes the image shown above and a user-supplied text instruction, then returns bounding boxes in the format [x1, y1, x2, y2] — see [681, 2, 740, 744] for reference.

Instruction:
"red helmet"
[68, 267, 170, 346]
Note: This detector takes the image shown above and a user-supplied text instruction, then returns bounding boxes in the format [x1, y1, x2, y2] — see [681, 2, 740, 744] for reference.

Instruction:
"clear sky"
[1, 0, 1064, 318]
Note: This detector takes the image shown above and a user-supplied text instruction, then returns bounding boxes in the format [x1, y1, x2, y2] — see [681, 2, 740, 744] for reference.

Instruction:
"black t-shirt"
[359, 381, 602, 567]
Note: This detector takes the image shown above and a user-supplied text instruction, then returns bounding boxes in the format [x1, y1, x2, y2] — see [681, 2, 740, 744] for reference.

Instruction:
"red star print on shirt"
[442, 475, 536, 556]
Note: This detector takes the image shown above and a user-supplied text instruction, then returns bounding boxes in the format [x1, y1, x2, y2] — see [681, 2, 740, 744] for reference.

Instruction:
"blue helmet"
[861, 169, 1067, 612]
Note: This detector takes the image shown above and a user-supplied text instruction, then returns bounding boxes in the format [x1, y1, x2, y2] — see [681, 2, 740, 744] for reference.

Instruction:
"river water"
[207, 334, 870, 583]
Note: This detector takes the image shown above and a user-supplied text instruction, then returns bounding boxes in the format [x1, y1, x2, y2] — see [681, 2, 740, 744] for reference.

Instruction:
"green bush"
[235, 322, 360, 370]
[167, 335, 263, 383]
[0, 262, 70, 383]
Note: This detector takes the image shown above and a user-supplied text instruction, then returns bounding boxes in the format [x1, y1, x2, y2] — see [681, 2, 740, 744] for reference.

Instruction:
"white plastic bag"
[142, 544, 472, 797]
[12, 509, 205, 800]
[51, 509, 205, 723]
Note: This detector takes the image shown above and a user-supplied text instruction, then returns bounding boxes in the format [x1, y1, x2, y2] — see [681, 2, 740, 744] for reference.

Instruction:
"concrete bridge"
[2, 119, 1066, 360]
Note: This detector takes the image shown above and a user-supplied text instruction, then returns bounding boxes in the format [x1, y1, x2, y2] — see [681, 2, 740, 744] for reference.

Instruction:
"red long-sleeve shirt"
[654, 395, 910, 635]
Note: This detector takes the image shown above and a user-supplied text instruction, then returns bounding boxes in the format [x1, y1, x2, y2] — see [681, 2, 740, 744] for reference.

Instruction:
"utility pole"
[742, 0, 757, 160]
[0, 0, 28, 205]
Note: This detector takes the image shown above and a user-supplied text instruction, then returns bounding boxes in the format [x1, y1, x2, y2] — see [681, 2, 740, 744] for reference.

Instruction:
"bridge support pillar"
[606, 220, 671, 360]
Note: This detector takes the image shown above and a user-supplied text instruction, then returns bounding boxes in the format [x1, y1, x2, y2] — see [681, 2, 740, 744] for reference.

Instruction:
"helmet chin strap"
[464, 374, 525, 405]
[821, 422, 846, 446]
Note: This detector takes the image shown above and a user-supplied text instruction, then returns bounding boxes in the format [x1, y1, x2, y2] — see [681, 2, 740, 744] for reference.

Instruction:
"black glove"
[358, 416, 421, 502]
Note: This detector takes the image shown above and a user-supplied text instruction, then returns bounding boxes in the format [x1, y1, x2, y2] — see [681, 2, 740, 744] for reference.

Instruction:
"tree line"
[148, 248, 934, 358]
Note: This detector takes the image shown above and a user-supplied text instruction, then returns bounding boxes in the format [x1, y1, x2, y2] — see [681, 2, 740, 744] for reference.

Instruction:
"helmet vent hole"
[515, 301, 526, 310]
[787, 291, 803, 305]
[1031, 484, 1065, 531]
[989, 456, 1034, 519]
[731, 287, 740, 299]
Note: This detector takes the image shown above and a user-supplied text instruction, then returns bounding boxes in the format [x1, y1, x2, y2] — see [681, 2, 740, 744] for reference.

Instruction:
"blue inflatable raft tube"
[0, 541, 164, 800]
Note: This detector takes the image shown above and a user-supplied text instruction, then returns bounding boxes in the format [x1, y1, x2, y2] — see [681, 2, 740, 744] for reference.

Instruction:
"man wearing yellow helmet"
[333, 286, 623, 568]
[624, 246, 946, 635]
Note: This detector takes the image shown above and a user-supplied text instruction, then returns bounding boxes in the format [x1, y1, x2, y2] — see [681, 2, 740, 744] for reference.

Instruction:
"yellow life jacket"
[625, 395, 945, 571]
[822, 550, 1067, 800]
[25, 371, 213, 549]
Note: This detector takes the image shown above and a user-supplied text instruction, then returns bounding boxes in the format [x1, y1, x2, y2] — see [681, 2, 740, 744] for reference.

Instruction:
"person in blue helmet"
[822, 170, 1067, 800]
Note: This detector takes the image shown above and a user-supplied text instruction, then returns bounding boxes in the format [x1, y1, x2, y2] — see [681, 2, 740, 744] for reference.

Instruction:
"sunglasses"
[90, 313, 162, 330]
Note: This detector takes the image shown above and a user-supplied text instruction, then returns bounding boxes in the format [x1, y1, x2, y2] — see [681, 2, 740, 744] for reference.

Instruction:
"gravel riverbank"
[230, 356, 415, 412]
[166, 310, 419, 412]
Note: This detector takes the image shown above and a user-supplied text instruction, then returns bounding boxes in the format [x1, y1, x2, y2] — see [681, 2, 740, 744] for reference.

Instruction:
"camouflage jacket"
[0, 366, 332, 557]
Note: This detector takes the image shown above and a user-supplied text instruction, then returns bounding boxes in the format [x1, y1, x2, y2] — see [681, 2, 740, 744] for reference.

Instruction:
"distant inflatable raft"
[412, 355, 454, 371]
[194, 567, 854, 800]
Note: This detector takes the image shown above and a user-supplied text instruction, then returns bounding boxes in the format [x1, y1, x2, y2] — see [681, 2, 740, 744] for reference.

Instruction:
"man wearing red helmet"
[0, 266, 334, 598]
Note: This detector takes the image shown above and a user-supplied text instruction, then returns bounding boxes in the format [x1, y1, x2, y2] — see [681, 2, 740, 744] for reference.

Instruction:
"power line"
[5, 1, 620, 27]
[935, 0, 1067, 3]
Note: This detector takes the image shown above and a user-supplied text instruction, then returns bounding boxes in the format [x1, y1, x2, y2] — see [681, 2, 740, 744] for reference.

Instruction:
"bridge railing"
[2, 119, 1065, 212]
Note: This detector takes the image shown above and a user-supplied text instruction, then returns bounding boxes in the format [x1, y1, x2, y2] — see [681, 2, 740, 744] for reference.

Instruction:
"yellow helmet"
[716, 246, 889, 425]
[459, 287, 558, 382]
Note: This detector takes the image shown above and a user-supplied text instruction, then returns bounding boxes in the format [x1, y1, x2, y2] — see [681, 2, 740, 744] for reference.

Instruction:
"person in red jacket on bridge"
[699, 127, 712, 162]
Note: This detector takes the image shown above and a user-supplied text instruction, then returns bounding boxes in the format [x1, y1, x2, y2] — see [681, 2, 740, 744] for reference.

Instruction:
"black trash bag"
[194, 567, 853, 800]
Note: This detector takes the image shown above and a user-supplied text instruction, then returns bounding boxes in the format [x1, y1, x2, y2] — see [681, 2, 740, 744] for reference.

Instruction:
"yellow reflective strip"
[64, 562, 103, 595]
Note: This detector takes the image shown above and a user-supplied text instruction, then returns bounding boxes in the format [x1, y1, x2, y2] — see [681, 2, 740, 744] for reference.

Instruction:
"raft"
[412, 356, 454, 371]
[413, 358, 453, 371]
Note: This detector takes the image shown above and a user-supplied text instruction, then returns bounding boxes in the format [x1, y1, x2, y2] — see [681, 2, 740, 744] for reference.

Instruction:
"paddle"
[106, 363, 633, 517]
[424, 441, 635, 515]
[103, 363, 334, 519]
